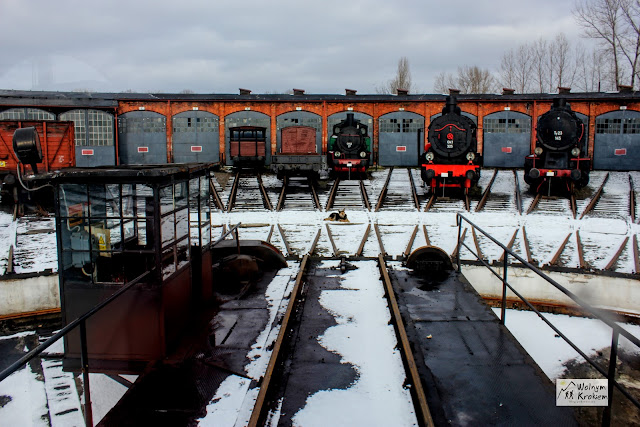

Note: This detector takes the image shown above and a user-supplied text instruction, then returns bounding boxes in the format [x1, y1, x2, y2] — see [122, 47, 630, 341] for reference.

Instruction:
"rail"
[456, 213, 640, 426]
[0, 222, 242, 427]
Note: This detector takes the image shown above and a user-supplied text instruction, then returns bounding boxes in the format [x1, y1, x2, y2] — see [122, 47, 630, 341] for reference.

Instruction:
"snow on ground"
[291, 260, 417, 427]
[494, 308, 640, 380]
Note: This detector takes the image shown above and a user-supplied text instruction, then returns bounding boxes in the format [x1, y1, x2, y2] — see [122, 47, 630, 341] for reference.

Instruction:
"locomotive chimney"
[345, 113, 356, 127]
[553, 97, 568, 109]
[443, 96, 460, 115]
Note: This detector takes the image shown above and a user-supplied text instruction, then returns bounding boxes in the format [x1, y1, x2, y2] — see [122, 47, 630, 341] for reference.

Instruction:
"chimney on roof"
[345, 89, 357, 95]
[558, 86, 571, 94]
[293, 88, 305, 95]
[449, 88, 460, 96]
[618, 84, 633, 93]
[502, 88, 515, 95]
[239, 88, 251, 95]
[396, 88, 409, 95]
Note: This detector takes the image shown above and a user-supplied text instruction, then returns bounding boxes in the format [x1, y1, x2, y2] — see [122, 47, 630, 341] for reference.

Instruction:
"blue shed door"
[172, 111, 219, 163]
[482, 111, 531, 167]
[378, 112, 424, 166]
[118, 111, 167, 165]
[593, 110, 640, 170]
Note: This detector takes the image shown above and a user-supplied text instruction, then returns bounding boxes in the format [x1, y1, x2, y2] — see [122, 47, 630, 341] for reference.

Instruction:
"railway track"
[227, 172, 273, 212]
[526, 192, 576, 217]
[375, 167, 421, 211]
[276, 176, 321, 211]
[474, 170, 522, 214]
[247, 254, 433, 426]
[325, 178, 371, 211]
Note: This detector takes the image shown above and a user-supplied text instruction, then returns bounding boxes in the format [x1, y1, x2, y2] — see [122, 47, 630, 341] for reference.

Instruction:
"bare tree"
[377, 57, 416, 94]
[499, 44, 534, 93]
[433, 71, 457, 94]
[574, 0, 624, 86]
[433, 66, 496, 94]
[619, 0, 640, 87]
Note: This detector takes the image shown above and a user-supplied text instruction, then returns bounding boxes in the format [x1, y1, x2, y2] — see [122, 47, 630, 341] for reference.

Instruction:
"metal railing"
[456, 213, 640, 426]
[0, 222, 242, 427]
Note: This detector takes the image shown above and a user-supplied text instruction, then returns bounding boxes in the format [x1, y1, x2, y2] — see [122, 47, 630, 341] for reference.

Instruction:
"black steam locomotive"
[524, 98, 590, 191]
[420, 96, 481, 192]
[327, 113, 371, 177]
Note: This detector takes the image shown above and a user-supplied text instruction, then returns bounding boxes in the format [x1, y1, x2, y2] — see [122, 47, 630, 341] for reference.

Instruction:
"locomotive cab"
[525, 98, 590, 191]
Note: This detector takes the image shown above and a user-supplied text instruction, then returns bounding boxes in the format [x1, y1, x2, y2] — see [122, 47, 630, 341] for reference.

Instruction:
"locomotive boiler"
[524, 98, 590, 191]
[420, 96, 481, 193]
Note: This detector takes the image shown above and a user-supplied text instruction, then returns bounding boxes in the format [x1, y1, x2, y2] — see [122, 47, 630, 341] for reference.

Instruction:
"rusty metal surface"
[280, 126, 316, 154]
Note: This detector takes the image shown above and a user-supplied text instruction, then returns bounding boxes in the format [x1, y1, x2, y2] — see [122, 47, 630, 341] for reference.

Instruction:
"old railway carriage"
[0, 89, 639, 173]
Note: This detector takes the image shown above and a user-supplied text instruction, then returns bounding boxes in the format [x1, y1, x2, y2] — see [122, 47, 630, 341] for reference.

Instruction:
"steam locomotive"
[327, 113, 371, 177]
[524, 98, 590, 191]
[420, 96, 481, 192]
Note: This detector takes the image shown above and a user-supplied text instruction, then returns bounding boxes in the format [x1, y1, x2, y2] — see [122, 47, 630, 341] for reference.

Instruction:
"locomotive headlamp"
[466, 152, 475, 161]
[359, 151, 367, 158]
[334, 151, 341, 158]
[425, 152, 435, 162]
[534, 147, 543, 156]
[571, 147, 580, 157]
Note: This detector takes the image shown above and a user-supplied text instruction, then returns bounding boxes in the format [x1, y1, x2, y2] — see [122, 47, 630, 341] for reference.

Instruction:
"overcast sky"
[0, 0, 587, 95]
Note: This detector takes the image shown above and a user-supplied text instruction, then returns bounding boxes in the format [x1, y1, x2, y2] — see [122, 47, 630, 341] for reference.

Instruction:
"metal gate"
[328, 112, 373, 163]
[482, 111, 531, 167]
[117, 111, 167, 165]
[172, 111, 219, 163]
[60, 109, 116, 167]
[224, 111, 270, 165]
[593, 109, 640, 170]
[378, 112, 424, 166]
[276, 111, 322, 154]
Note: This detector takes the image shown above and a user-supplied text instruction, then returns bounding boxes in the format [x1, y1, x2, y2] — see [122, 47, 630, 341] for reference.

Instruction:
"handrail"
[456, 213, 640, 426]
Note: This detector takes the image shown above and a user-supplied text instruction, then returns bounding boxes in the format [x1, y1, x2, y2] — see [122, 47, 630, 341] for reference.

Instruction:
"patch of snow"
[292, 261, 417, 426]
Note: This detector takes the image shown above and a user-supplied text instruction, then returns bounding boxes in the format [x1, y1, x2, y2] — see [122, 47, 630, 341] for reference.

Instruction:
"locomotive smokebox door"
[406, 246, 454, 286]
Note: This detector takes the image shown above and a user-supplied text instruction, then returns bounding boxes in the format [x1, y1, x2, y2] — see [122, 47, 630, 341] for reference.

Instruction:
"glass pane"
[161, 215, 175, 247]
[160, 185, 174, 214]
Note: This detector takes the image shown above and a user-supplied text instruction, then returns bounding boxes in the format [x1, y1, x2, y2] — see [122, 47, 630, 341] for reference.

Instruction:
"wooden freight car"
[0, 121, 75, 203]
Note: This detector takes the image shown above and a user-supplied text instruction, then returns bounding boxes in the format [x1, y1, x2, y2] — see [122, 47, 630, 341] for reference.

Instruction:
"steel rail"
[325, 178, 340, 211]
[257, 174, 273, 210]
[475, 169, 497, 212]
[630, 174, 636, 222]
[513, 170, 523, 215]
[377, 254, 434, 427]
[359, 179, 371, 211]
[226, 172, 240, 212]
[407, 168, 421, 211]
[309, 177, 321, 210]
[248, 255, 310, 427]
[526, 193, 542, 215]
[209, 177, 225, 211]
[579, 172, 609, 219]
[375, 167, 393, 212]
[276, 176, 288, 211]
